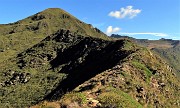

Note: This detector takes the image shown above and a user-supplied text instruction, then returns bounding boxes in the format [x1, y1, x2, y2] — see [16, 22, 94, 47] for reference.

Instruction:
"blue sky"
[0, 0, 179, 40]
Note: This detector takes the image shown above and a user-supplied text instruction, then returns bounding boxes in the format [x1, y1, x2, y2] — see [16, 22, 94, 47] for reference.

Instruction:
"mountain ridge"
[111, 34, 180, 77]
[0, 8, 179, 108]
[0, 8, 110, 63]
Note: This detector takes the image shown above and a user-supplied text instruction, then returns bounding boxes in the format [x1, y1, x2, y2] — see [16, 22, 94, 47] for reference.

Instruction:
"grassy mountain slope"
[153, 47, 180, 76]
[0, 9, 179, 108]
[0, 29, 109, 107]
[0, 8, 109, 63]
[30, 31, 179, 108]
[1, 30, 179, 108]
[0, 30, 128, 107]
[111, 34, 180, 77]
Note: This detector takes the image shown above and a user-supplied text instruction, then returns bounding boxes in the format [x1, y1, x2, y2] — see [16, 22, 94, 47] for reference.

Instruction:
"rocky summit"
[0, 8, 179, 108]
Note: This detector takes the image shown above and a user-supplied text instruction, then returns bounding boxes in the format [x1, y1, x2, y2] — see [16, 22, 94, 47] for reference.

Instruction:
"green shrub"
[132, 61, 152, 82]
[60, 92, 87, 105]
[98, 87, 142, 108]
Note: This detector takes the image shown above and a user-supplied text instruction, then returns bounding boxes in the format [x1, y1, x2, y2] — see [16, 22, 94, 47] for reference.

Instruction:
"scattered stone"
[87, 98, 101, 107]
[136, 86, 144, 93]
[2, 71, 31, 86]
[77, 57, 83, 64]
[159, 83, 166, 88]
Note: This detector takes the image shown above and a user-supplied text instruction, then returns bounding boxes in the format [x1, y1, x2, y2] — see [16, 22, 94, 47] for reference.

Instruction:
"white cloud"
[106, 26, 121, 35]
[109, 6, 141, 19]
[119, 32, 168, 37]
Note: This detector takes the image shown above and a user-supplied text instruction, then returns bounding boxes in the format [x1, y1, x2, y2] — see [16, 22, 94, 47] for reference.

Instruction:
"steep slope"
[0, 29, 123, 107]
[29, 31, 180, 108]
[0, 8, 109, 63]
[0, 30, 179, 108]
[111, 34, 180, 77]
[153, 47, 180, 76]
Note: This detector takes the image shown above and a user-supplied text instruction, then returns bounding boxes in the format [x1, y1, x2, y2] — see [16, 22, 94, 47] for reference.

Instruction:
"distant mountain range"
[0, 8, 179, 108]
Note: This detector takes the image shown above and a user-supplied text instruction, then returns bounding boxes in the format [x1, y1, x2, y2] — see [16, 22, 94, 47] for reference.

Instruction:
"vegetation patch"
[60, 92, 87, 106]
[98, 87, 143, 108]
[132, 61, 152, 82]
